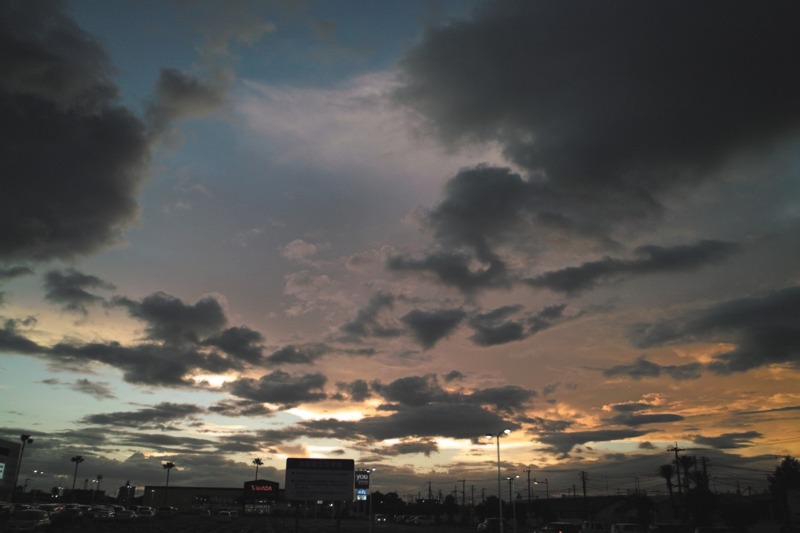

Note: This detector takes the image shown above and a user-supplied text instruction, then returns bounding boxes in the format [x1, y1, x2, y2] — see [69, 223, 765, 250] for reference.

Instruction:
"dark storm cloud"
[207, 399, 272, 418]
[525, 241, 740, 294]
[400, 308, 467, 349]
[601, 356, 703, 382]
[387, 248, 509, 294]
[370, 374, 536, 413]
[202, 326, 264, 364]
[113, 292, 227, 346]
[43, 268, 115, 314]
[264, 343, 332, 366]
[0, 317, 43, 354]
[606, 412, 684, 428]
[397, 1, 800, 235]
[0, 0, 151, 263]
[443, 370, 464, 382]
[79, 402, 206, 429]
[335, 379, 372, 402]
[224, 370, 328, 408]
[370, 440, 439, 457]
[690, 431, 762, 449]
[371, 374, 451, 407]
[0, 266, 34, 282]
[537, 429, 652, 455]
[339, 291, 403, 339]
[522, 416, 573, 434]
[49, 341, 241, 387]
[630, 286, 800, 374]
[468, 305, 525, 346]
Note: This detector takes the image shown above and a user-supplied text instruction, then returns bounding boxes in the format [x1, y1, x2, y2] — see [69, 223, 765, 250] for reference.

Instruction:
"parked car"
[199, 510, 212, 519]
[138, 508, 155, 520]
[217, 511, 232, 523]
[230, 510, 239, 520]
[4, 509, 51, 532]
[649, 524, 689, 533]
[61, 508, 84, 522]
[584, 522, 611, 533]
[93, 508, 115, 521]
[479, 518, 509, 532]
[157, 506, 177, 518]
[116, 510, 138, 522]
[539, 523, 582, 533]
[612, 524, 648, 533]
[412, 516, 435, 526]
[375, 514, 388, 523]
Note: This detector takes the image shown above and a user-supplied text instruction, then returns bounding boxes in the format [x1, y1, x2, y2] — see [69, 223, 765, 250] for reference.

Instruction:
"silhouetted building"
[0, 438, 22, 500]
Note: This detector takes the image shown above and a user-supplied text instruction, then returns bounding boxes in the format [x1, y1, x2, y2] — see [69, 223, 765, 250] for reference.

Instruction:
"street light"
[13, 434, 34, 503]
[486, 428, 511, 533]
[505, 476, 519, 533]
[366, 468, 377, 533]
[32, 470, 45, 504]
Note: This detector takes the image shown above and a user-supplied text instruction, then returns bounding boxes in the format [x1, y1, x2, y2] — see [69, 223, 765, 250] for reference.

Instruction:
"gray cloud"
[400, 308, 467, 349]
[202, 326, 265, 365]
[0, 0, 151, 263]
[443, 370, 464, 382]
[537, 429, 652, 455]
[70, 379, 117, 400]
[522, 416, 573, 434]
[606, 412, 685, 428]
[525, 241, 740, 294]
[0, 266, 34, 283]
[690, 431, 762, 449]
[387, 248, 509, 294]
[113, 292, 227, 346]
[43, 268, 115, 314]
[263, 343, 331, 366]
[79, 402, 207, 429]
[339, 291, 402, 340]
[207, 399, 272, 418]
[397, 1, 800, 237]
[224, 370, 328, 409]
[370, 439, 439, 457]
[630, 286, 800, 374]
[601, 356, 703, 382]
[335, 379, 372, 402]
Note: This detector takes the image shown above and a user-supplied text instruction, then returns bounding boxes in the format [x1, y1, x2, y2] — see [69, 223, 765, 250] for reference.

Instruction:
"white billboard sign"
[284, 458, 354, 501]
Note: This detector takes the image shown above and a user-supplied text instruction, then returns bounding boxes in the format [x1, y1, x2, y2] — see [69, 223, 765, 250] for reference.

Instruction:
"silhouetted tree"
[656, 464, 676, 517]
[162, 461, 175, 505]
[768, 456, 800, 522]
[676, 455, 696, 495]
[13, 434, 33, 502]
[70, 455, 84, 501]
[252, 458, 263, 480]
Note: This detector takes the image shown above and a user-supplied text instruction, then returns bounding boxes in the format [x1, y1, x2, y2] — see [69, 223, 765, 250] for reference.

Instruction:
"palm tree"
[12, 434, 33, 502]
[252, 458, 263, 480]
[677, 455, 696, 495]
[656, 464, 676, 517]
[70, 456, 84, 502]
[163, 461, 175, 505]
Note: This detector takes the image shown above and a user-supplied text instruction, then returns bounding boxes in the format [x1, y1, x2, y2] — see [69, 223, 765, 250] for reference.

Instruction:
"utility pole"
[524, 469, 532, 506]
[668, 444, 685, 498]
[428, 481, 433, 501]
[458, 479, 466, 507]
[580, 471, 588, 519]
[482, 488, 485, 503]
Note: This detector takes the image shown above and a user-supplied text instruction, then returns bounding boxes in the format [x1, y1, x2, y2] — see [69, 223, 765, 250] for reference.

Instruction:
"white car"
[217, 511, 232, 523]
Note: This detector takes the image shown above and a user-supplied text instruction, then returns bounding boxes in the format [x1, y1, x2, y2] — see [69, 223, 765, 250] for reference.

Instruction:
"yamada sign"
[244, 480, 279, 497]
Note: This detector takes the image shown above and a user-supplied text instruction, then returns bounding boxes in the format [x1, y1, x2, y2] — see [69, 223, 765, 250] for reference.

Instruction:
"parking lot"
[12, 514, 500, 533]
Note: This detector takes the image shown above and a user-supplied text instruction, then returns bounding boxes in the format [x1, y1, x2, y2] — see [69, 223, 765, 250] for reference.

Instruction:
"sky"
[1, 0, 799, 502]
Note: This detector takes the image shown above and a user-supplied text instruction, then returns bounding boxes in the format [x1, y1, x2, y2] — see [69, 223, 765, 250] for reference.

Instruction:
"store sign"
[244, 479, 279, 499]
[355, 470, 370, 490]
[357, 489, 367, 501]
[284, 458, 354, 501]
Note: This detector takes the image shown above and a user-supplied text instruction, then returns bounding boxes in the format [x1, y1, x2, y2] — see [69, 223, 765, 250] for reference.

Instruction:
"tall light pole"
[367, 468, 376, 533]
[486, 428, 511, 533]
[13, 434, 34, 503]
[506, 476, 519, 533]
[32, 470, 45, 504]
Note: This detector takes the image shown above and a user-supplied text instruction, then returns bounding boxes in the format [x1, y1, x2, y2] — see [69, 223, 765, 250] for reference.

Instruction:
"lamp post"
[150, 489, 155, 506]
[486, 428, 511, 533]
[533, 478, 548, 500]
[91, 479, 98, 504]
[366, 468, 376, 533]
[13, 434, 34, 503]
[506, 476, 519, 533]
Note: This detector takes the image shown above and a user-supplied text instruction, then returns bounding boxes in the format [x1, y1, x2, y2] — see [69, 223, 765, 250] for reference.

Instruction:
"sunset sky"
[1, 0, 799, 501]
